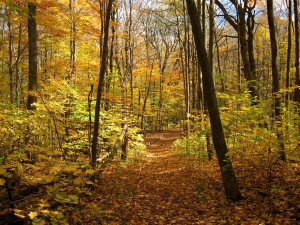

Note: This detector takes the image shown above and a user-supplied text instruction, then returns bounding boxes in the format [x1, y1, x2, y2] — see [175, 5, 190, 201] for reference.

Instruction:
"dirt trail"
[98, 130, 299, 224]
[99, 129, 208, 224]
[128, 130, 200, 223]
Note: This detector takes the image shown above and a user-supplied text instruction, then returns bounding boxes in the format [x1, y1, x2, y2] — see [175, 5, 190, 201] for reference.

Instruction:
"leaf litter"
[97, 129, 299, 224]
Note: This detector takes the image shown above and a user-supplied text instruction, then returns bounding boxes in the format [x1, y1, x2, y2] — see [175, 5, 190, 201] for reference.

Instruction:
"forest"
[0, 0, 299, 224]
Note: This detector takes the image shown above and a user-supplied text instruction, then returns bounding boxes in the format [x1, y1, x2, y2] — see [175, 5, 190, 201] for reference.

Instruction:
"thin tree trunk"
[69, 0, 76, 80]
[129, 0, 133, 113]
[247, 8, 257, 97]
[105, 8, 116, 111]
[186, 0, 242, 200]
[124, 0, 134, 113]
[182, 0, 191, 133]
[15, 24, 23, 108]
[27, 1, 38, 110]
[286, 0, 292, 103]
[64, 0, 76, 139]
[294, 0, 300, 103]
[208, 0, 214, 72]
[215, 40, 225, 92]
[267, 0, 286, 161]
[207, 0, 215, 160]
[7, 13, 14, 105]
[91, 0, 114, 170]
[141, 64, 153, 130]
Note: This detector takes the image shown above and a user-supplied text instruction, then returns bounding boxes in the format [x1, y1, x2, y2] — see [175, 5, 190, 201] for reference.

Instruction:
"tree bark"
[7, 13, 14, 105]
[267, 0, 286, 161]
[286, 0, 292, 103]
[27, 1, 38, 110]
[91, 0, 114, 170]
[186, 0, 242, 200]
[15, 24, 23, 108]
[69, 0, 76, 80]
[124, 0, 134, 113]
[206, 0, 215, 160]
[294, 0, 300, 103]
[209, 0, 214, 72]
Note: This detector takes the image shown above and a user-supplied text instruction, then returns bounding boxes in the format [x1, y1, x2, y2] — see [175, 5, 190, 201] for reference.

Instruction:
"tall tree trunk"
[247, 8, 257, 96]
[186, 0, 242, 200]
[141, 64, 153, 131]
[105, 8, 116, 111]
[1, 17, 5, 86]
[286, 0, 292, 103]
[124, 0, 134, 113]
[183, 0, 191, 135]
[294, 0, 300, 103]
[91, 0, 114, 170]
[15, 24, 23, 108]
[202, 0, 206, 43]
[267, 0, 286, 161]
[7, 14, 14, 105]
[207, 0, 215, 160]
[64, 0, 76, 153]
[129, 0, 133, 113]
[208, 0, 214, 72]
[69, 0, 76, 80]
[27, 1, 38, 110]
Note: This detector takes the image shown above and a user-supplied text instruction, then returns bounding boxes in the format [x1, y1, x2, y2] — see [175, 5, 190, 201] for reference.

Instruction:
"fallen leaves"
[1, 130, 299, 224]
[94, 130, 299, 224]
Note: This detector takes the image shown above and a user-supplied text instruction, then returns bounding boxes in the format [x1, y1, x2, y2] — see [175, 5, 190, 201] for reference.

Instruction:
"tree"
[266, 0, 285, 161]
[146, 9, 177, 130]
[69, 0, 76, 80]
[186, 0, 242, 200]
[91, 0, 114, 170]
[295, 0, 300, 103]
[207, 0, 215, 160]
[215, 0, 259, 101]
[286, 0, 292, 103]
[124, 0, 134, 113]
[27, 1, 38, 110]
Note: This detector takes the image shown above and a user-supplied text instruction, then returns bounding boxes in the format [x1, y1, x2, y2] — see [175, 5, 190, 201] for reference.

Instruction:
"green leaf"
[55, 193, 65, 201]
[271, 188, 282, 193]
[67, 195, 78, 204]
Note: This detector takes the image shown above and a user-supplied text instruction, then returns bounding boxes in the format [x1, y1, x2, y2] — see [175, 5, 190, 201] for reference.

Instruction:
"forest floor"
[95, 129, 300, 225]
[0, 129, 299, 224]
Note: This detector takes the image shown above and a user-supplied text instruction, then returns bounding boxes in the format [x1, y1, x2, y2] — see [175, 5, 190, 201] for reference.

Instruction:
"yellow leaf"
[0, 178, 5, 186]
[40, 210, 50, 215]
[74, 176, 84, 186]
[39, 202, 50, 208]
[28, 211, 39, 220]
[38, 154, 50, 161]
[13, 209, 26, 219]
[0, 168, 7, 175]
[64, 165, 78, 173]
[44, 174, 54, 183]
[85, 169, 95, 175]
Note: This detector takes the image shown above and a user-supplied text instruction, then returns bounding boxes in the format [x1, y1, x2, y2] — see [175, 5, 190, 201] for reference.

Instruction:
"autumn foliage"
[0, 0, 299, 224]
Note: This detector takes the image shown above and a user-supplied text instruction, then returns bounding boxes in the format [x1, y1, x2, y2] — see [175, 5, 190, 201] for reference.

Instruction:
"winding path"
[98, 129, 298, 224]
[99, 130, 210, 224]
